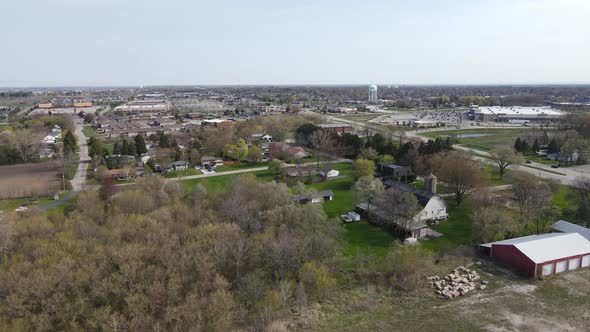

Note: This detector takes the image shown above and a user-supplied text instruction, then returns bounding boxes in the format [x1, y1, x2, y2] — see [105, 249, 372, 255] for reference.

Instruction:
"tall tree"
[351, 158, 375, 180]
[438, 152, 486, 205]
[134, 134, 147, 154]
[490, 148, 523, 180]
[373, 188, 421, 235]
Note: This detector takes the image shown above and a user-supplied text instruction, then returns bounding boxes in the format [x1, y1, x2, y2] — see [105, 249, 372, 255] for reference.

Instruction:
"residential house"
[201, 156, 224, 168]
[376, 163, 414, 179]
[168, 160, 189, 171]
[356, 177, 447, 238]
[270, 142, 310, 160]
[294, 190, 334, 204]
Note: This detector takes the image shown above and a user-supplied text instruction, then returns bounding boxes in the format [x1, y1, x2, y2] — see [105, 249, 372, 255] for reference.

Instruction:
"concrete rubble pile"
[427, 265, 489, 300]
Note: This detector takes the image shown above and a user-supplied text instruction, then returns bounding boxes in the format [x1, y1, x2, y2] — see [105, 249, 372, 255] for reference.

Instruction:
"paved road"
[71, 120, 91, 192]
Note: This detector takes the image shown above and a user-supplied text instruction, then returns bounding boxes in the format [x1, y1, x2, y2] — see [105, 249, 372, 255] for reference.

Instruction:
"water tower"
[368, 84, 378, 104]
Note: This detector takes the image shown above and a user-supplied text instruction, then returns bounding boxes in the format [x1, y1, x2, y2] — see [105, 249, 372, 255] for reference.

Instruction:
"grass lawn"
[421, 198, 474, 252]
[181, 170, 277, 195]
[552, 185, 578, 222]
[104, 143, 114, 154]
[163, 168, 202, 178]
[341, 221, 396, 257]
[82, 126, 96, 137]
[214, 161, 268, 172]
[423, 128, 531, 151]
[0, 196, 58, 212]
[524, 154, 555, 165]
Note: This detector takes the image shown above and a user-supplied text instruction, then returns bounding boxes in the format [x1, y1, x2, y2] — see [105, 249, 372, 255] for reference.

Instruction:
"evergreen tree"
[122, 139, 129, 155]
[134, 135, 147, 154]
[127, 142, 137, 156]
[532, 139, 540, 153]
[159, 134, 170, 148]
[520, 140, 529, 153]
[63, 130, 77, 154]
[548, 139, 560, 154]
[113, 141, 122, 155]
[514, 137, 522, 152]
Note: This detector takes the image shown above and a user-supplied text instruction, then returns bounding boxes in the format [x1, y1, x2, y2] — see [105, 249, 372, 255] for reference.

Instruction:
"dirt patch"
[0, 162, 61, 199]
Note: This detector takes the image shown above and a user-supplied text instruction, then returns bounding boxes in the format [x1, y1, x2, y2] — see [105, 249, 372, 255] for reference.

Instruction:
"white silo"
[368, 84, 378, 104]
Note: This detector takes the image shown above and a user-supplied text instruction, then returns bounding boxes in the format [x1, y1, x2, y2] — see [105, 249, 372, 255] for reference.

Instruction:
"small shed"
[481, 233, 590, 278]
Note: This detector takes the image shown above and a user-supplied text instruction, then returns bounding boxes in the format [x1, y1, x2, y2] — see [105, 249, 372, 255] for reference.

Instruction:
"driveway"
[71, 120, 91, 192]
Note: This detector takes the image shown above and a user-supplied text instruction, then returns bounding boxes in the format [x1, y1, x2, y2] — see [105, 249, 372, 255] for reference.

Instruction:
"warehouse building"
[480, 233, 590, 278]
[470, 106, 565, 123]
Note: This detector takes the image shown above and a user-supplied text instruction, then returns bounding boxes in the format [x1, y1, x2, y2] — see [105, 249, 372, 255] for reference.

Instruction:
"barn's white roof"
[483, 233, 590, 264]
[550, 220, 590, 241]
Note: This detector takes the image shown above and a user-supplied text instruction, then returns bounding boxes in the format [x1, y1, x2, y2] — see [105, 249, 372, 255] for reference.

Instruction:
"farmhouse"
[383, 177, 448, 222]
[551, 220, 590, 241]
[480, 233, 590, 278]
[356, 177, 447, 239]
[294, 190, 334, 204]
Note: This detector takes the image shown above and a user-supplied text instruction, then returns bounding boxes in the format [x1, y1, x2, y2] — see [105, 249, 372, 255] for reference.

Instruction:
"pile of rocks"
[427, 266, 488, 300]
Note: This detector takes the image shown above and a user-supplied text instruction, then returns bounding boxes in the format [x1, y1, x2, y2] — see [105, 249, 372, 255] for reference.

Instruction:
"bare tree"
[373, 188, 421, 235]
[438, 152, 486, 206]
[471, 206, 516, 243]
[511, 173, 552, 233]
[353, 175, 384, 218]
[490, 148, 523, 180]
[309, 130, 336, 169]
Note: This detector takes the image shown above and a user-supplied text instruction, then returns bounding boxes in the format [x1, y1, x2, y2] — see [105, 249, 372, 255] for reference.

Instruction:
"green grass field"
[421, 198, 474, 252]
[181, 170, 277, 195]
[0, 196, 58, 212]
[341, 221, 396, 257]
[423, 128, 531, 151]
[163, 168, 202, 178]
[214, 161, 268, 172]
[82, 126, 96, 137]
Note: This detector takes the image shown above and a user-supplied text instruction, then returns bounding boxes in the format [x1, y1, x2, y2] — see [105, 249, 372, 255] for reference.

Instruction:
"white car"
[341, 214, 353, 223]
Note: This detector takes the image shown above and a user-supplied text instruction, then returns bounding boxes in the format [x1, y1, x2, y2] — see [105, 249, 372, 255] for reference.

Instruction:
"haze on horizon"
[2, 0, 590, 87]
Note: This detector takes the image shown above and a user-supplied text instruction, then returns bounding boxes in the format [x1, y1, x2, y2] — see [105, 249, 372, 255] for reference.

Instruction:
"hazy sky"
[2, 0, 590, 87]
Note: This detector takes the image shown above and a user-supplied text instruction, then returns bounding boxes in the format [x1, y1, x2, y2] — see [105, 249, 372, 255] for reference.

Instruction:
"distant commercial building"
[316, 123, 353, 134]
[368, 84, 378, 104]
[470, 106, 565, 123]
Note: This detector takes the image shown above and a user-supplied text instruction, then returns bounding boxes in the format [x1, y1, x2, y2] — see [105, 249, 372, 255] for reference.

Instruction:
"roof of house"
[383, 180, 438, 207]
[356, 202, 427, 230]
[294, 190, 334, 202]
[482, 233, 590, 264]
[551, 220, 590, 241]
[170, 160, 188, 166]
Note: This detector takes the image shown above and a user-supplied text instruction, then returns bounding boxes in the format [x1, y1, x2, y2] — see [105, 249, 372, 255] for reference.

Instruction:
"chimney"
[425, 173, 437, 194]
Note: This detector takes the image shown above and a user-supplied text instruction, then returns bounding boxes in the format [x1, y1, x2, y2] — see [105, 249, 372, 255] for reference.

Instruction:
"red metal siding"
[491, 244, 536, 277]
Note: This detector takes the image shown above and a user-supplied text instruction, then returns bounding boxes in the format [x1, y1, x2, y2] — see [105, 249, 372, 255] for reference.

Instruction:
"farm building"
[550, 220, 590, 241]
[480, 233, 590, 278]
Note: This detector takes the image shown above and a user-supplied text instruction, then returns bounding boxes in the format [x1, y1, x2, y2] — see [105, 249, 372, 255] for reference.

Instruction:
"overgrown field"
[0, 162, 62, 199]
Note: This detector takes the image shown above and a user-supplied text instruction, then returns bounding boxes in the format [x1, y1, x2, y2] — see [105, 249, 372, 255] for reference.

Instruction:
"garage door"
[582, 255, 590, 268]
[569, 258, 580, 270]
[542, 263, 554, 276]
[555, 261, 567, 273]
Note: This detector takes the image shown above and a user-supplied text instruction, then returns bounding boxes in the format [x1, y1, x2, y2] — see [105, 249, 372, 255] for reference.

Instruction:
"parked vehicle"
[340, 214, 352, 223]
[551, 164, 559, 168]
[341, 211, 361, 223]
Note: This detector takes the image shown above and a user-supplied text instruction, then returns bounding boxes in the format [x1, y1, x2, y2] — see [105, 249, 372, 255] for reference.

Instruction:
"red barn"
[481, 233, 590, 279]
